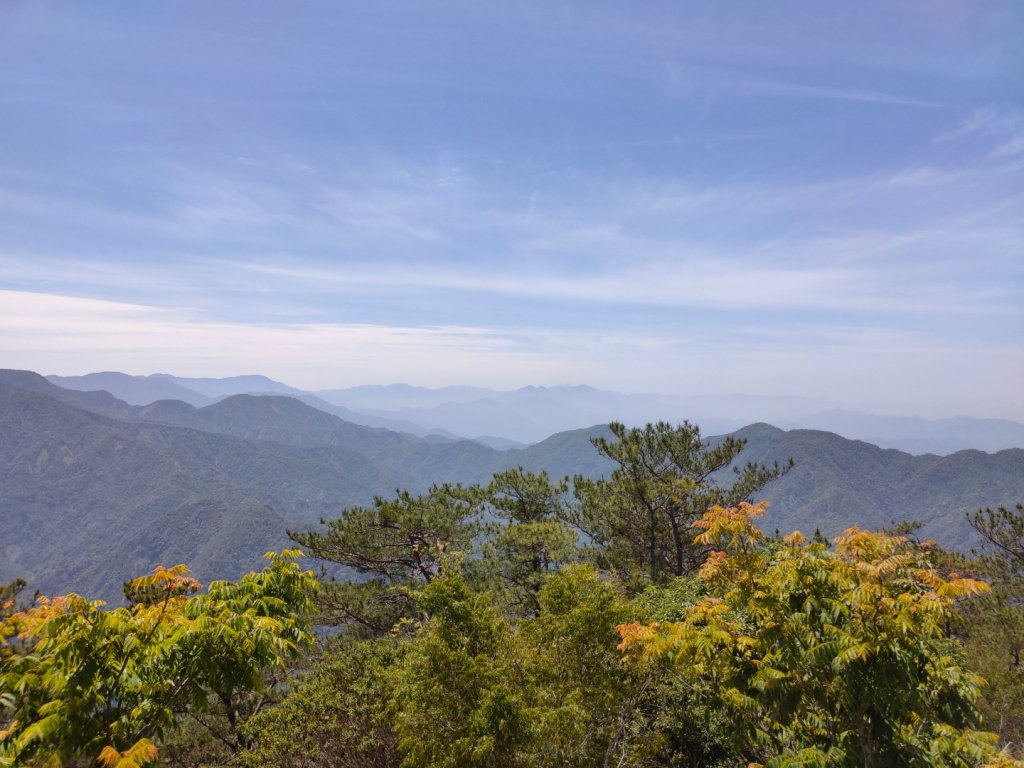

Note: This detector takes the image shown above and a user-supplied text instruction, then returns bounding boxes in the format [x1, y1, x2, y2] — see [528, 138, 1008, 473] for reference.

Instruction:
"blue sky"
[1, 1, 1021, 418]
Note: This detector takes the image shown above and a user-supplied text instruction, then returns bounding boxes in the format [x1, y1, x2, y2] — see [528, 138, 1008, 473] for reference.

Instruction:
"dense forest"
[2, 421, 1023, 766]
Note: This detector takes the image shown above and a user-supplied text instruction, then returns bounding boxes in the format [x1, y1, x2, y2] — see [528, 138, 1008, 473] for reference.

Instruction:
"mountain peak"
[0, 369, 53, 391]
[732, 422, 786, 439]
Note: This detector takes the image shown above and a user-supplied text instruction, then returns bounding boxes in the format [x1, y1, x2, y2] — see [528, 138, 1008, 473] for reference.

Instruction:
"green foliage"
[962, 503, 1024, 752]
[607, 673, 742, 768]
[298, 469, 580, 627]
[972, 503, 1024, 571]
[0, 552, 317, 767]
[486, 468, 569, 525]
[478, 468, 578, 616]
[566, 420, 791, 587]
[388, 570, 524, 768]
[514, 565, 638, 766]
[8, 399, 1023, 767]
[0, 580, 27, 663]
[388, 565, 638, 768]
[618, 503, 1018, 767]
[238, 638, 403, 768]
[291, 484, 484, 632]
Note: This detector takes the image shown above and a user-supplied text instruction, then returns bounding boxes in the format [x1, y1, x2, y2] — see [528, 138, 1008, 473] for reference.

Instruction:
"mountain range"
[2, 369, 1022, 604]
[45, 371, 1024, 454]
[0, 371, 609, 600]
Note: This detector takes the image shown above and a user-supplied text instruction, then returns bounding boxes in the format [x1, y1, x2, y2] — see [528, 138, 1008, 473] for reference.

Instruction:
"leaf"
[14, 714, 61, 749]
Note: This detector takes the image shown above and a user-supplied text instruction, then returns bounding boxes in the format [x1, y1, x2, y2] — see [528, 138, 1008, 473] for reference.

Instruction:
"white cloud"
[1, 289, 1021, 420]
[3, 150, 1020, 322]
[221, 258, 868, 311]
[935, 106, 1022, 143]
[740, 79, 949, 109]
[0, 290, 576, 388]
[934, 105, 1024, 159]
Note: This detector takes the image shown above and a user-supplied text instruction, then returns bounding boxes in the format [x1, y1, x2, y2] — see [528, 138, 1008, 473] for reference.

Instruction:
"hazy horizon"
[2, 2, 1021, 420]
[24, 368, 1024, 426]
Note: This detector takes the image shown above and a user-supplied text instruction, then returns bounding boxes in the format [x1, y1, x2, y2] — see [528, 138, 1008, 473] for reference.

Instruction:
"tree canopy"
[0, 552, 317, 767]
[960, 504, 1024, 750]
[618, 502, 1015, 767]
[290, 484, 483, 632]
[566, 420, 791, 587]
[5, 422, 1022, 767]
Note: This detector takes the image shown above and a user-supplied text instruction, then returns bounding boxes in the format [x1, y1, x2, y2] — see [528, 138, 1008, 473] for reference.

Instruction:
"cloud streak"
[2, 289, 1021, 420]
[0, 2, 1020, 419]
[2, 152, 1019, 324]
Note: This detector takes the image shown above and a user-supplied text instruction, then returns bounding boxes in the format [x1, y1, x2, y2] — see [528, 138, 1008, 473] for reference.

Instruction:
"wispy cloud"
[217, 252, 1015, 318]
[992, 133, 1024, 159]
[935, 105, 1023, 142]
[935, 105, 1024, 158]
[0, 290, 546, 386]
[2, 151, 1020, 326]
[2, 289, 1020, 419]
[0, 1, 1020, 419]
[737, 79, 950, 109]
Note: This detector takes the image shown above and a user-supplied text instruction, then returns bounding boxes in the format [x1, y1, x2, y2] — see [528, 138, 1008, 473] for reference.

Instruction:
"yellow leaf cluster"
[98, 739, 159, 768]
[618, 503, 1014, 766]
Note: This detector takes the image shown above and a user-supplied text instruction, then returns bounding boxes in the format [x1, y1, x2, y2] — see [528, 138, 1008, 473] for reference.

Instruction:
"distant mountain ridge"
[727, 423, 1024, 546]
[48, 372, 214, 407]
[44, 371, 1024, 454]
[3, 369, 1023, 603]
[778, 409, 1024, 456]
[151, 373, 305, 399]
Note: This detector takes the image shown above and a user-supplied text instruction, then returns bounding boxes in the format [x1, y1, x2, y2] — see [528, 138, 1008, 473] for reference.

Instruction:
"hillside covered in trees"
[2, 420, 1022, 766]
[2, 370, 1023, 603]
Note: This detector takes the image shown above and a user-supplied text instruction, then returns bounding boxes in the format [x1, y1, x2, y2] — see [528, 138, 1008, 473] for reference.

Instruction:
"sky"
[0, 1, 1022, 419]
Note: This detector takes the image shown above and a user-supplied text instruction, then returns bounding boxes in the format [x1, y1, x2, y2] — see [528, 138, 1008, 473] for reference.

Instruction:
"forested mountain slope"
[2, 371, 1022, 604]
[137, 393, 511, 482]
[0, 376, 613, 600]
[0, 384, 408, 601]
[137, 393, 617, 481]
[733, 423, 1024, 544]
